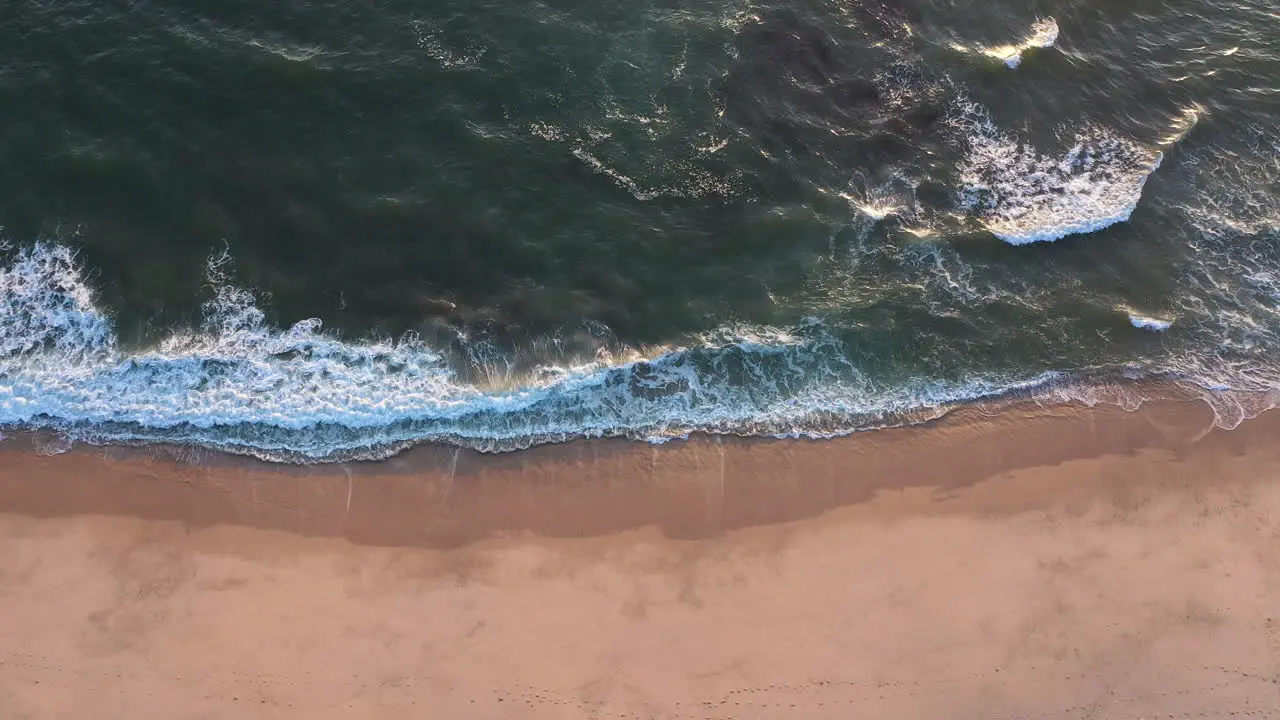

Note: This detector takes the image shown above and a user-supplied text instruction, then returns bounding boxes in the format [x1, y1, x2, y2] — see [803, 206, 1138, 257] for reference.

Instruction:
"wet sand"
[2, 396, 1280, 718]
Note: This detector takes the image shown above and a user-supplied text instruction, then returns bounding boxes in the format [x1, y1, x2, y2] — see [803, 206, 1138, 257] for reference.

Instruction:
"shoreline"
[4, 393, 1280, 717]
[0, 386, 1228, 543]
[0, 386, 1261, 546]
[0, 340, 1221, 464]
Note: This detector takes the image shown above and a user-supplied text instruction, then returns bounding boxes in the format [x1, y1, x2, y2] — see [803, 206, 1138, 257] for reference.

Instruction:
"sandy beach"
[3, 395, 1280, 718]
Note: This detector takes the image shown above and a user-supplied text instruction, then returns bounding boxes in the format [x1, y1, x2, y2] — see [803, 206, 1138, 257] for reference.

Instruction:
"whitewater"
[0, 242, 1084, 461]
[0, 240, 1275, 462]
[952, 102, 1164, 245]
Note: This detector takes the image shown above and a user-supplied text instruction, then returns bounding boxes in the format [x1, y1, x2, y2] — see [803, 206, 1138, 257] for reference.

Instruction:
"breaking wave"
[949, 16, 1059, 69]
[1128, 313, 1173, 331]
[2, 232, 1278, 462]
[998, 17, 1059, 69]
[952, 102, 1163, 244]
[0, 242, 1074, 462]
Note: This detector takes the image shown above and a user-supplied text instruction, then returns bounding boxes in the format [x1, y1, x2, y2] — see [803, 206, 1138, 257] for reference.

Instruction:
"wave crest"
[948, 17, 1059, 69]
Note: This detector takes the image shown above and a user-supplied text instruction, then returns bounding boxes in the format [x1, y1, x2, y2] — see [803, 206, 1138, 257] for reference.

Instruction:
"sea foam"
[953, 103, 1162, 244]
[1128, 313, 1173, 331]
[0, 242, 1068, 462]
[0, 242, 1272, 461]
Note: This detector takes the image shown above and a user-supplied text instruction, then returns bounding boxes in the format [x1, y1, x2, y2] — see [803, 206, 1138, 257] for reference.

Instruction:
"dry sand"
[2, 396, 1280, 718]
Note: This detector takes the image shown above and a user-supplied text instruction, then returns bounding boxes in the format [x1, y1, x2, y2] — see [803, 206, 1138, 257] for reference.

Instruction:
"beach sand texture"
[2, 397, 1280, 718]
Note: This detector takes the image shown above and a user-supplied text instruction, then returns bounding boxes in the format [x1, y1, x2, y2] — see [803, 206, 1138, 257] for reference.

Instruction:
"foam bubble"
[953, 103, 1162, 244]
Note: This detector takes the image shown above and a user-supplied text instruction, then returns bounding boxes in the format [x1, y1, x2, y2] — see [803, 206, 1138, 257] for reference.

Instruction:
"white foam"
[571, 148, 663, 201]
[0, 242, 115, 357]
[11, 240, 1275, 462]
[1178, 127, 1280, 239]
[1128, 313, 1173, 331]
[32, 433, 72, 456]
[0, 243, 1072, 461]
[953, 103, 1162, 244]
[411, 19, 486, 69]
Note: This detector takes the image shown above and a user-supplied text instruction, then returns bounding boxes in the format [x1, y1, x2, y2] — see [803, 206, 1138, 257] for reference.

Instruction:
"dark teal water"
[0, 0, 1277, 460]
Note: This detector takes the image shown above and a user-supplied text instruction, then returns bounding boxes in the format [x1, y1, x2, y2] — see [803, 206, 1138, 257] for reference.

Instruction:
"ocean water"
[1, 0, 1278, 461]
